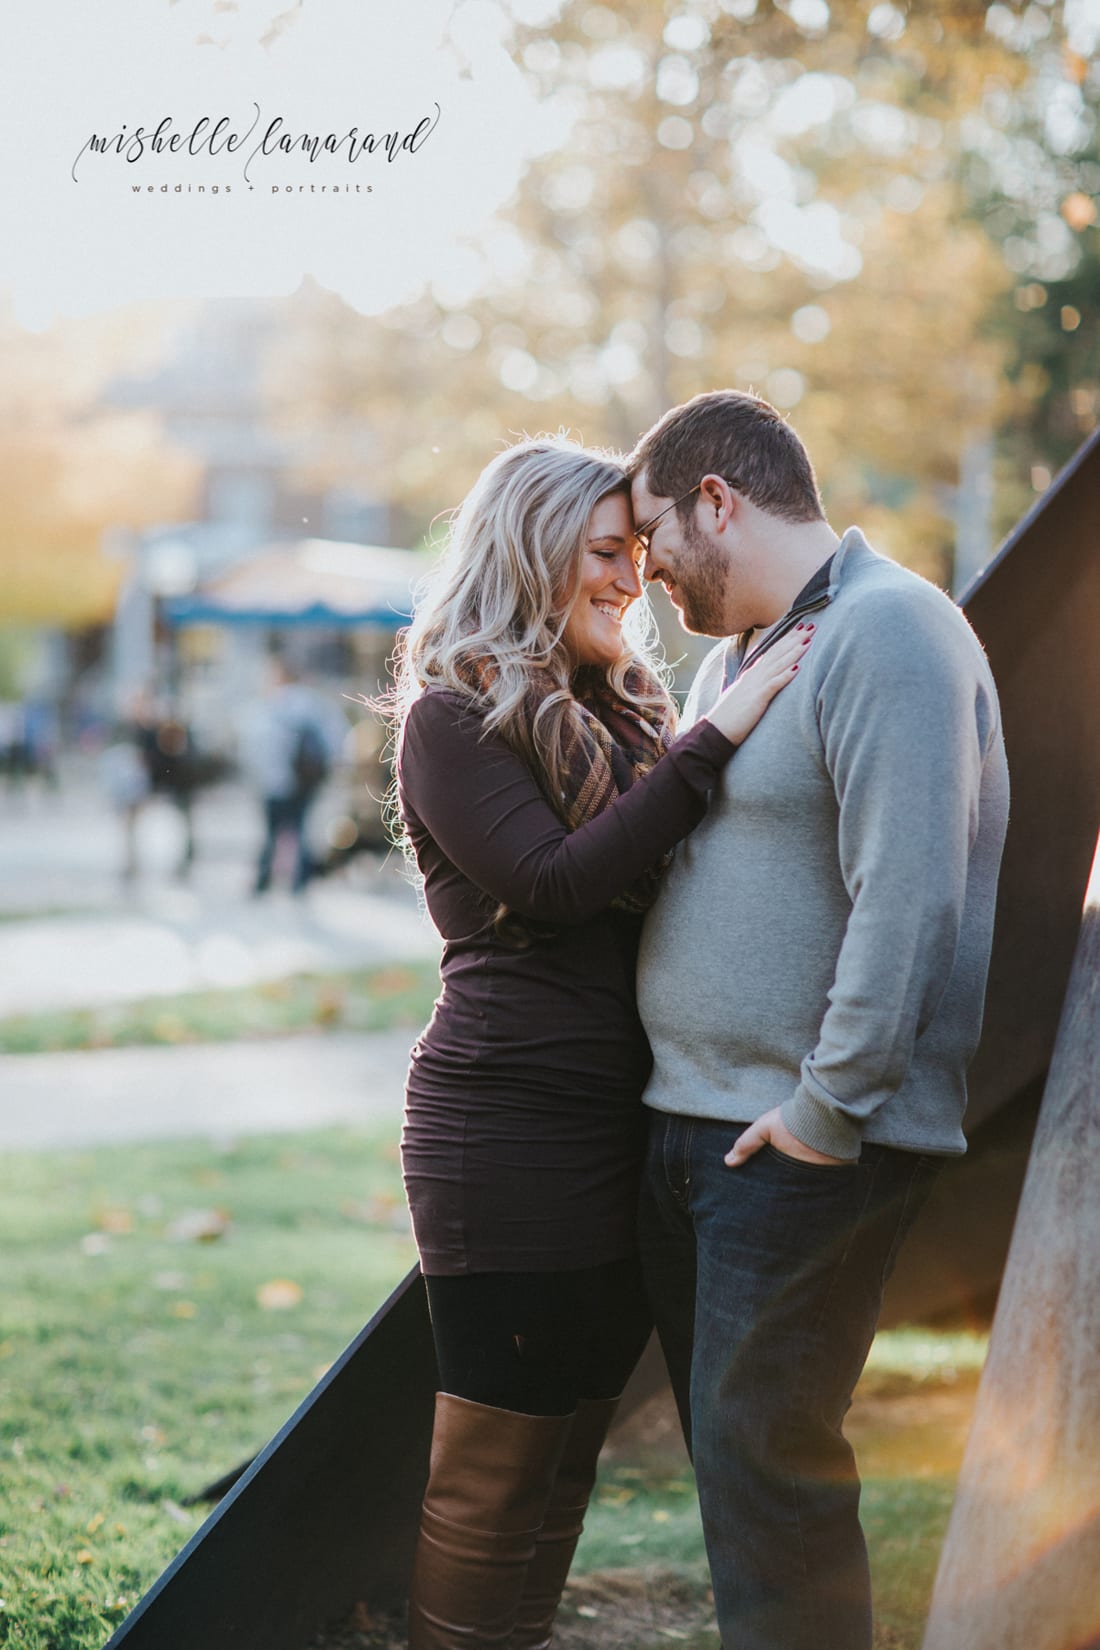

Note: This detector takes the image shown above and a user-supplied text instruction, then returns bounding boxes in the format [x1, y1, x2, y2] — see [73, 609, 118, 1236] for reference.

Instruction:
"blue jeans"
[638, 1113, 940, 1650]
[254, 792, 313, 893]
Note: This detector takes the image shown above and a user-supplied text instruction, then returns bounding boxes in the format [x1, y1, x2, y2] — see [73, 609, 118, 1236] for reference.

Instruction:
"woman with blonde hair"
[391, 435, 812, 1649]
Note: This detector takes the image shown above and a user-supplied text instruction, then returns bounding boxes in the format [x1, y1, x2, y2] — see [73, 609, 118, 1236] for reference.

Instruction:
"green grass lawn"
[0, 963, 441, 1056]
[0, 1125, 983, 1650]
[0, 1128, 417, 1650]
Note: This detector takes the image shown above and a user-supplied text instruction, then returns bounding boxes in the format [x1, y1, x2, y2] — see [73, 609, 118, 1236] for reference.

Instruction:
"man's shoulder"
[835, 543, 984, 660]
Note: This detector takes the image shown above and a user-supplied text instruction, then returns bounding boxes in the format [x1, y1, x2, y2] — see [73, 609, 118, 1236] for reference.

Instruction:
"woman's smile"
[562, 492, 644, 667]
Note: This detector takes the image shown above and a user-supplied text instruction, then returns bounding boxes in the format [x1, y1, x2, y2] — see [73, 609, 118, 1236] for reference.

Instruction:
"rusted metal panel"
[961, 428, 1100, 1131]
[883, 427, 1100, 1325]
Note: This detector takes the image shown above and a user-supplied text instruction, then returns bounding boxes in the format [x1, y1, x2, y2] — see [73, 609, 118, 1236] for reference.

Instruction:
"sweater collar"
[824, 526, 878, 598]
[725, 527, 879, 685]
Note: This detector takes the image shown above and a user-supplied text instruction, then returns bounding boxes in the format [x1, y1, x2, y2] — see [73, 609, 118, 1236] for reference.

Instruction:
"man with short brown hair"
[628, 390, 1009, 1650]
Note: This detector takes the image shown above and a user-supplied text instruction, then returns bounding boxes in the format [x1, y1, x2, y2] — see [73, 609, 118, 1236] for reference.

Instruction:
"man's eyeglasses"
[635, 477, 744, 553]
[633, 484, 702, 554]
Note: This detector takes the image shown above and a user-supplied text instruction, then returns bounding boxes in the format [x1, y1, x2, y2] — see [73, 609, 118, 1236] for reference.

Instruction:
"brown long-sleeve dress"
[397, 687, 735, 1275]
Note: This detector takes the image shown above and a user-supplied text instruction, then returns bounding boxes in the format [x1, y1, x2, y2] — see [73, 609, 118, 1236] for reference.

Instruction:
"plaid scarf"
[556, 666, 675, 912]
[456, 657, 675, 924]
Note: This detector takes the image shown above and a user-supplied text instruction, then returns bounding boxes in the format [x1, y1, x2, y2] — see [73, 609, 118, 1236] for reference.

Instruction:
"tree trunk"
[922, 829, 1100, 1650]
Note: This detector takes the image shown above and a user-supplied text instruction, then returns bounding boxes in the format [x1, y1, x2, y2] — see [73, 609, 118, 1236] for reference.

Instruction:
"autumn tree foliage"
[0, 303, 197, 626]
[267, 0, 1096, 589]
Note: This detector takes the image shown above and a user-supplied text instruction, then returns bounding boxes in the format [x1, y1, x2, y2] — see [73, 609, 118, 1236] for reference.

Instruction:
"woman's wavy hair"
[387, 433, 675, 829]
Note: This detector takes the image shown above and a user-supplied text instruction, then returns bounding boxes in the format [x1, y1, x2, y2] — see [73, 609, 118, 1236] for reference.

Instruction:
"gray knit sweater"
[636, 528, 1010, 1159]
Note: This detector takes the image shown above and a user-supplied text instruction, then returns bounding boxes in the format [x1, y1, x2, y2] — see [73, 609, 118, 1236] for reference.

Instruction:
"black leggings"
[423, 1256, 653, 1417]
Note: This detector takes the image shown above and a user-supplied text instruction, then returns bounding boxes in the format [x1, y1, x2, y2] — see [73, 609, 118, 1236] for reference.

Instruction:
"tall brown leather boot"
[509, 1395, 620, 1650]
[407, 1392, 572, 1650]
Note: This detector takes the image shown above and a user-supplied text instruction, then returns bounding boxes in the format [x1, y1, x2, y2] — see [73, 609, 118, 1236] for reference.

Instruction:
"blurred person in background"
[390, 435, 811, 1650]
[99, 689, 155, 883]
[239, 652, 348, 896]
[0, 701, 25, 792]
[134, 704, 200, 879]
[0, 699, 60, 795]
[20, 698, 61, 792]
[99, 689, 200, 882]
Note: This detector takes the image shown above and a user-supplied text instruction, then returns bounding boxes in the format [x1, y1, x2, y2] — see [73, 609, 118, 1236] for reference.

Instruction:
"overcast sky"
[0, 0, 563, 329]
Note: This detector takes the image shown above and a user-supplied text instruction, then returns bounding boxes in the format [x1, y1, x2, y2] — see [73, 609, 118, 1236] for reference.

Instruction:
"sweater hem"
[641, 1094, 967, 1157]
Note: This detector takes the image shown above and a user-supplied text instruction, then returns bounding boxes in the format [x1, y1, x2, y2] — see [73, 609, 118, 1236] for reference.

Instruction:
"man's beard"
[670, 516, 730, 636]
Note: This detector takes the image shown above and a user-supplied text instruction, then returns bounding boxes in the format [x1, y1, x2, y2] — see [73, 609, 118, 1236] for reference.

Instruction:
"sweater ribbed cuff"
[781, 1086, 863, 1161]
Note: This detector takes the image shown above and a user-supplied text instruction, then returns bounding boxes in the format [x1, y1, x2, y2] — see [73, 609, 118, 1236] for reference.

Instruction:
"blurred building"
[94, 298, 415, 748]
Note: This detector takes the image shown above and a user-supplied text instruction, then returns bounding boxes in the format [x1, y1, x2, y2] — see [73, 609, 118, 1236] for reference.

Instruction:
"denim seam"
[660, 1114, 675, 1205]
[785, 1151, 883, 1582]
[878, 1155, 932, 1291]
[681, 1119, 694, 1206]
[663, 1115, 694, 1211]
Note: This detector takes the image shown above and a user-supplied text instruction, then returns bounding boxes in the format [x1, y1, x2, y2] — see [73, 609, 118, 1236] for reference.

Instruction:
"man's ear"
[699, 474, 735, 529]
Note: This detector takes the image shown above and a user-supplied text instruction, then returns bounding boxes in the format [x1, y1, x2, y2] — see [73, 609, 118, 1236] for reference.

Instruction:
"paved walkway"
[0, 885, 438, 1017]
[0, 1030, 413, 1150]
[0, 757, 436, 1149]
[0, 762, 440, 1018]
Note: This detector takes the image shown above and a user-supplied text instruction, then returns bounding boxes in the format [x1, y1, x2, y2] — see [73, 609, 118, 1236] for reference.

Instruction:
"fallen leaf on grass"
[314, 985, 346, 1024]
[167, 1208, 231, 1243]
[152, 1015, 189, 1043]
[96, 1207, 134, 1234]
[368, 966, 419, 998]
[75, 1550, 95, 1566]
[257, 1279, 303, 1311]
[192, 1161, 227, 1183]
